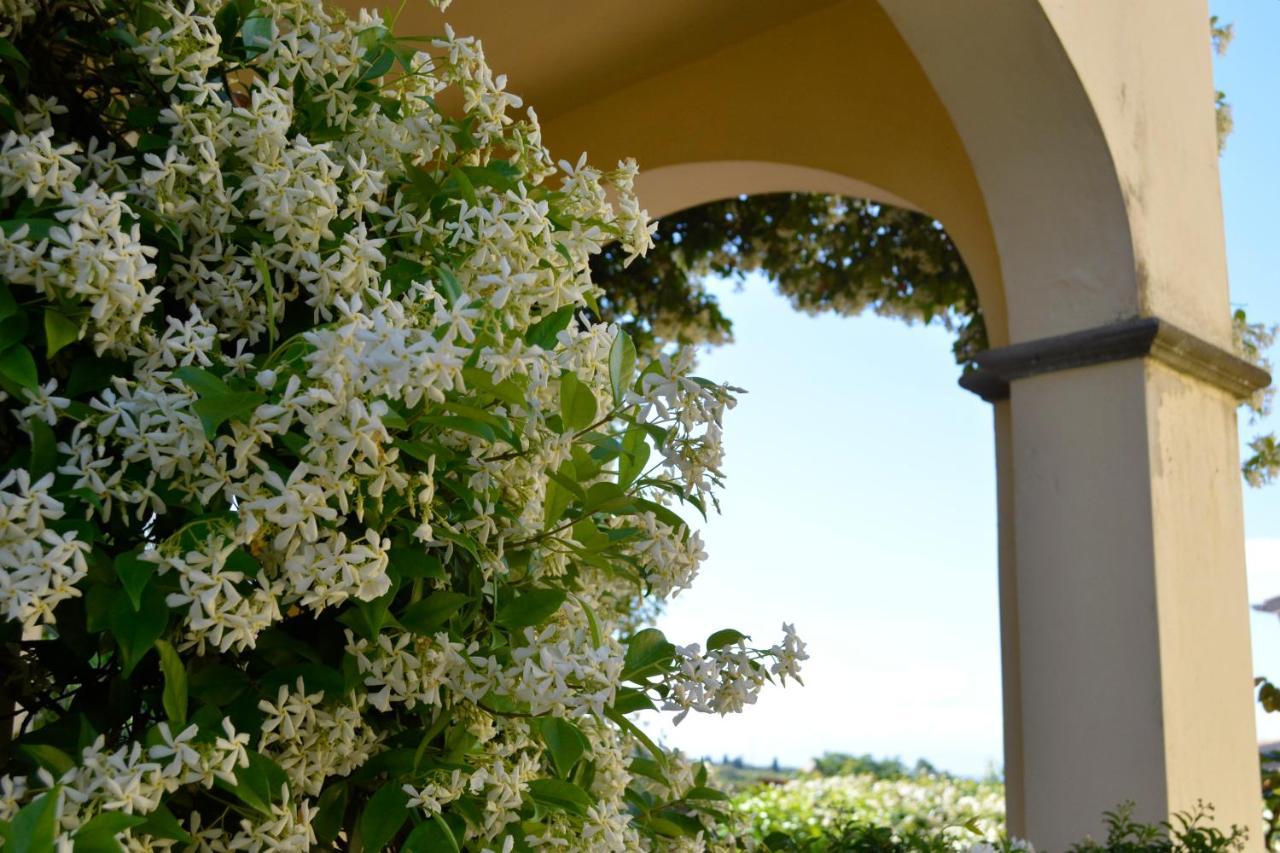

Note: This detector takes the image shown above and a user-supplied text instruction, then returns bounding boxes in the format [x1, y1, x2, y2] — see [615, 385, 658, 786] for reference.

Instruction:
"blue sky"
[639, 1, 1280, 777]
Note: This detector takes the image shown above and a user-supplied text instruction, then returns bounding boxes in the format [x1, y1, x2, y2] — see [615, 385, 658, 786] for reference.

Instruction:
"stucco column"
[999, 354, 1261, 849]
[993, 398, 1027, 838]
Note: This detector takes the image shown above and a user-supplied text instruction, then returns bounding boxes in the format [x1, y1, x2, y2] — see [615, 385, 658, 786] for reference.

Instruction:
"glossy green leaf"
[526, 778, 592, 817]
[188, 663, 249, 706]
[0, 344, 37, 393]
[608, 330, 637, 405]
[72, 812, 146, 853]
[312, 782, 348, 846]
[114, 550, 154, 611]
[682, 786, 730, 802]
[403, 815, 461, 853]
[43, 309, 79, 358]
[524, 306, 575, 350]
[622, 628, 675, 680]
[705, 628, 749, 652]
[543, 460, 575, 528]
[28, 418, 56, 479]
[10, 788, 59, 853]
[496, 587, 566, 631]
[537, 717, 587, 778]
[0, 218, 56, 240]
[399, 591, 468, 634]
[109, 585, 168, 676]
[358, 782, 410, 852]
[18, 744, 75, 776]
[559, 372, 597, 432]
[618, 427, 650, 489]
[390, 547, 444, 581]
[134, 805, 192, 844]
[449, 166, 478, 208]
[155, 639, 188, 728]
[359, 45, 395, 83]
[192, 391, 264, 439]
[217, 751, 288, 816]
[606, 707, 667, 772]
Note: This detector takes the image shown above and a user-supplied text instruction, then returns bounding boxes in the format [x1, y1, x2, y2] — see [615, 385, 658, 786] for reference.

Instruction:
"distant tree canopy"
[590, 193, 986, 366]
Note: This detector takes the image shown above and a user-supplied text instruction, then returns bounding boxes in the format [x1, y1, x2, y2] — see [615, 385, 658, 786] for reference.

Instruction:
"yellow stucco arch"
[370, 0, 1269, 847]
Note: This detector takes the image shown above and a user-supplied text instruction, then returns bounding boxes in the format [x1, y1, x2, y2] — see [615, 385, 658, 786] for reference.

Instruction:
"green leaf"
[10, 788, 59, 853]
[496, 587, 566, 631]
[618, 427, 650, 489]
[622, 628, 675, 680]
[583, 481, 632, 515]
[155, 639, 188, 728]
[109, 584, 168, 676]
[172, 365, 228, 397]
[543, 461, 576, 528]
[358, 782, 410, 852]
[705, 629, 748, 652]
[65, 357, 123, 397]
[0, 36, 29, 88]
[524, 306, 575, 350]
[134, 804, 192, 844]
[435, 265, 463, 305]
[114, 550, 154, 611]
[682, 786, 730, 802]
[608, 330, 637, 406]
[449, 166, 478, 208]
[389, 547, 444, 581]
[192, 391, 264, 439]
[217, 751, 288, 816]
[537, 717, 587, 778]
[0, 344, 38, 394]
[0, 309, 28, 357]
[19, 743, 75, 776]
[28, 419, 56, 479]
[359, 45, 395, 83]
[43, 310, 79, 358]
[606, 707, 667, 772]
[72, 812, 146, 853]
[629, 756, 667, 785]
[559, 372, 597, 432]
[403, 816, 460, 853]
[574, 593, 603, 648]
[173, 366, 264, 438]
[188, 663, 249, 706]
[526, 778, 593, 817]
[312, 782, 348, 846]
[259, 663, 345, 698]
[0, 218, 56, 240]
[398, 591, 468, 634]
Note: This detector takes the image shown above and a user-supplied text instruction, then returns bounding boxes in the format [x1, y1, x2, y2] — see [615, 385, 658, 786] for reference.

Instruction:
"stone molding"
[959, 316, 1271, 402]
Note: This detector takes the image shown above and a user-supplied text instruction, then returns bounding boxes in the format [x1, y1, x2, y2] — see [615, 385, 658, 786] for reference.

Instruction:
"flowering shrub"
[732, 773, 1247, 853]
[732, 770, 1005, 850]
[0, 0, 807, 849]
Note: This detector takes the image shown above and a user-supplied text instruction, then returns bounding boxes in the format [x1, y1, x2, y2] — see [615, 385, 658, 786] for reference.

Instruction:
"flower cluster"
[0, 0, 802, 850]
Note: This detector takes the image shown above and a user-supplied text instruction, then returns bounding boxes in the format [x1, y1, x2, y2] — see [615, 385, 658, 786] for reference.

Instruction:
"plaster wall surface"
[1040, 0, 1232, 347]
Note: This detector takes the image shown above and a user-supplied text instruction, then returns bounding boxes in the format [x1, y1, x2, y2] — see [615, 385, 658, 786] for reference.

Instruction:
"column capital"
[959, 316, 1271, 402]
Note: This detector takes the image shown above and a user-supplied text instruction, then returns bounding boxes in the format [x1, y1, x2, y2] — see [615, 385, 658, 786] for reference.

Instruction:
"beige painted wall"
[1041, 0, 1233, 348]
[406, 0, 1010, 346]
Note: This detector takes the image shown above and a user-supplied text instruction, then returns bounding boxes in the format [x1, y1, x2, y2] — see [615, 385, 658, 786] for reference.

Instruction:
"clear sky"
[638, 0, 1280, 778]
